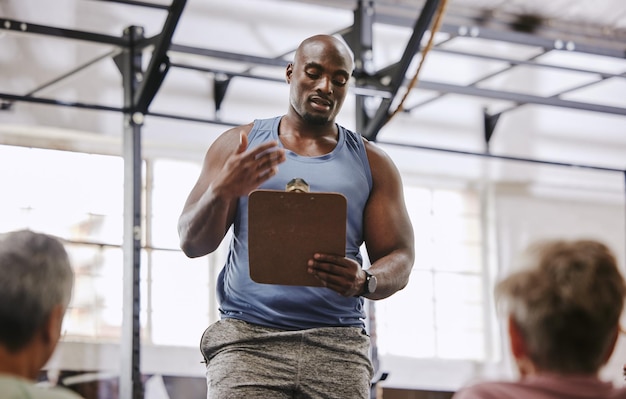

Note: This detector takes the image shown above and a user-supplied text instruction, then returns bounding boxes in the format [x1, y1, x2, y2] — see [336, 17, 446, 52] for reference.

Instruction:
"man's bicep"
[365, 190, 414, 262]
[183, 129, 241, 210]
[363, 151, 414, 262]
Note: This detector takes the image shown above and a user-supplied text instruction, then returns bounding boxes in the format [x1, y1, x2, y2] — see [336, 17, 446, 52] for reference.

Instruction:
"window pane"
[150, 250, 211, 346]
[0, 145, 217, 349]
[375, 185, 487, 361]
[0, 145, 123, 245]
[0, 146, 128, 341]
[151, 159, 202, 249]
[431, 242, 482, 274]
[64, 245, 124, 341]
[433, 189, 479, 216]
[376, 270, 436, 358]
[437, 329, 485, 360]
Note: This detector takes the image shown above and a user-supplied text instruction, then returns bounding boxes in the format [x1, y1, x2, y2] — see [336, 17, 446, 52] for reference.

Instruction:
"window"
[0, 143, 497, 362]
[374, 185, 493, 361]
[0, 145, 222, 346]
[0, 146, 124, 341]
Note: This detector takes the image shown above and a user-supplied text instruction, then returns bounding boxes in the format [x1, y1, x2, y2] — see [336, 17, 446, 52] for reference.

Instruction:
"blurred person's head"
[497, 239, 625, 376]
[0, 229, 74, 379]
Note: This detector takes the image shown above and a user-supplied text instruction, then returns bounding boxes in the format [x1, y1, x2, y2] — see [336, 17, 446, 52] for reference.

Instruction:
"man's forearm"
[178, 187, 235, 258]
[365, 249, 414, 300]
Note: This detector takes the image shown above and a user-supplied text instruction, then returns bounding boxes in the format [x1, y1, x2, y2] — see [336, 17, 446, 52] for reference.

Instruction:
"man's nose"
[316, 76, 333, 94]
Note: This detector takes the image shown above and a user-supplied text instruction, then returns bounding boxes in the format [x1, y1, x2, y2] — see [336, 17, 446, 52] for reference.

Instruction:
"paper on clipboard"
[248, 189, 347, 286]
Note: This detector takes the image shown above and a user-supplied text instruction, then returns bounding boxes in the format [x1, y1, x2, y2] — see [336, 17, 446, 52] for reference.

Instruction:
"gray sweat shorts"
[199, 318, 374, 399]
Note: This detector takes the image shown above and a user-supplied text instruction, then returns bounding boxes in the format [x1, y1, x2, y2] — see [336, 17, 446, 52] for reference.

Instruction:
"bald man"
[179, 34, 415, 398]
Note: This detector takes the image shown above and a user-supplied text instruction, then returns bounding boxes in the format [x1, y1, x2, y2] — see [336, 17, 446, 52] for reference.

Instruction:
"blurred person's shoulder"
[610, 385, 626, 399]
[0, 374, 84, 399]
[454, 374, 626, 399]
[453, 380, 519, 399]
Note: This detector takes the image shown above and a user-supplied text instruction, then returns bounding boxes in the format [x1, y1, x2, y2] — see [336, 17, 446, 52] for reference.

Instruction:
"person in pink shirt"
[453, 239, 626, 399]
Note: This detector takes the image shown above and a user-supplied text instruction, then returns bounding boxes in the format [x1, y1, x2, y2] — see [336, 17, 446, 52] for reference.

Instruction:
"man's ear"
[33, 305, 66, 372]
[286, 63, 293, 83]
[508, 315, 537, 376]
[42, 304, 65, 349]
[508, 315, 526, 360]
[601, 326, 620, 365]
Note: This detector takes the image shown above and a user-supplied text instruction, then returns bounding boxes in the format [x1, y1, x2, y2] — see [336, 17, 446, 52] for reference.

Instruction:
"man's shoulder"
[245, 117, 281, 139]
[453, 380, 521, 399]
[337, 124, 363, 140]
[0, 374, 84, 399]
[28, 386, 84, 399]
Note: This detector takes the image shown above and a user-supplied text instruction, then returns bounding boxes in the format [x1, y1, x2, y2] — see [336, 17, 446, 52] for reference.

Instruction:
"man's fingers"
[251, 141, 284, 160]
[236, 131, 248, 154]
[258, 166, 278, 180]
[311, 253, 352, 268]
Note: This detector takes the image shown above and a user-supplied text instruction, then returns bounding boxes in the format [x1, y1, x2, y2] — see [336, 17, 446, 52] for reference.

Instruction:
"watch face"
[367, 273, 377, 293]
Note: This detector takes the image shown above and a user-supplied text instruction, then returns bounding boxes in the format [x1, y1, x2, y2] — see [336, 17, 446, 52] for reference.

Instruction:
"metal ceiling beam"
[171, 63, 284, 83]
[342, 0, 376, 135]
[0, 49, 124, 111]
[483, 110, 501, 151]
[377, 140, 626, 174]
[402, 50, 547, 114]
[0, 18, 129, 47]
[0, 92, 127, 113]
[3, 57, 622, 124]
[169, 44, 290, 67]
[213, 74, 231, 118]
[170, 62, 392, 99]
[440, 23, 626, 59]
[414, 80, 626, 116]
[0, 90, 250, 128]
[361, 0, 442, 140]
[375, 13, 626, 59]
[148, 110, 240, 127]
[2, 1, 624, 136]
[431, 47, 625, 80]
[133, 0, 187, 114]
[88, 0, 171, 10]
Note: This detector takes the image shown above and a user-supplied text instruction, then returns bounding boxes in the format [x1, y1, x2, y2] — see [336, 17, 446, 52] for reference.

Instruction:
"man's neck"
[0, 344, 45, 380]
[278, 114, 338, 156]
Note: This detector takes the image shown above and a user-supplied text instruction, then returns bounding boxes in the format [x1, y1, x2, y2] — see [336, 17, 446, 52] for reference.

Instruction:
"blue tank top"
[216, 116, 373, 330]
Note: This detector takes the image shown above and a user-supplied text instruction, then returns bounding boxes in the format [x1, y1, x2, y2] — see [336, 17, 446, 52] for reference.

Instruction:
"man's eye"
[306, 72, 320, 79]
[333, 80, 347, 86]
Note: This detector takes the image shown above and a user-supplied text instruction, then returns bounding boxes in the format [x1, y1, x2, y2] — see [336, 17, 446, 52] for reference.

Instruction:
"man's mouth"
[310, 96, 332, 110]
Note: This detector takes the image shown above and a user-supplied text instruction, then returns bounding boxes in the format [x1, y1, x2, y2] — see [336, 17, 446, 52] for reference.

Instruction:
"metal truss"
[1, 0, 625, 141]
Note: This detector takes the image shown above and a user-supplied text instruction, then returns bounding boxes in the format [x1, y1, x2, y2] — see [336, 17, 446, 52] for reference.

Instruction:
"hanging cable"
[387, 0, 450, 122]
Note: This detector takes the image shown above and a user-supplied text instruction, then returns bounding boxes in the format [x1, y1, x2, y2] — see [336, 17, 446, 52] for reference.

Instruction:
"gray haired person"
[0, 230, 84, 399]
[454, 239, 626, 399]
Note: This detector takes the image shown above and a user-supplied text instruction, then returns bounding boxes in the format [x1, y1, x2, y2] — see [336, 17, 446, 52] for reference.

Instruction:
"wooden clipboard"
[248, 189, 347, 286]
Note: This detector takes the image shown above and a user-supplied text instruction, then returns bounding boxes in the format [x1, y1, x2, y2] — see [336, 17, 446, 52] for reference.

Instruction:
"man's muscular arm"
[178, 124, 286, 257]
[306, 141, 414, 299]
[356, 141, 415, 299]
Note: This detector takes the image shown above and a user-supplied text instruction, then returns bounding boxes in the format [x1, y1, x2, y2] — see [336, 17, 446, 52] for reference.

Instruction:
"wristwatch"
[361, 269, 377, 296]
